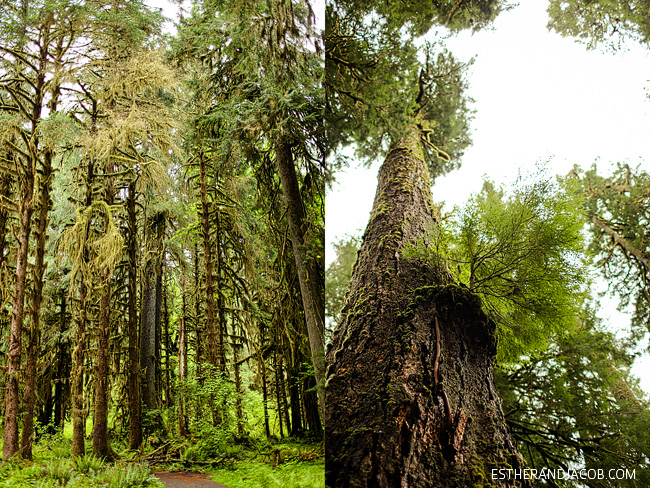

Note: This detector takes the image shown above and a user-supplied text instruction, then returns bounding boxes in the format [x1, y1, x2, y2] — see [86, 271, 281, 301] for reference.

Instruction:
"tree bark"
[53, 291, 70, 432]
[20, 148, 53, 459]
[275, 140, 325, 420]
[325, 132, 530, 487]
[198, 151, 218, 367]
[93, 281, 113, 460]
[127, 181, 142, 449]
[178, 312, 187, 437]
[140, 212, 164, 433]
[591, 215, 650, 270]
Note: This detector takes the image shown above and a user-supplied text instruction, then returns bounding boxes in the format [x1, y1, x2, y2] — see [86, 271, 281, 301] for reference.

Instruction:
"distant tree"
[547, 0, 650, 50]
[568, 163, 650, 341]
[498, 310, 650, 487]
[325, 234, 360, 336]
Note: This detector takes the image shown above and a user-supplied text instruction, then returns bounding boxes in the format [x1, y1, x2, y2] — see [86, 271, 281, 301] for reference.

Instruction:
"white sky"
[326, 0, 650, 392]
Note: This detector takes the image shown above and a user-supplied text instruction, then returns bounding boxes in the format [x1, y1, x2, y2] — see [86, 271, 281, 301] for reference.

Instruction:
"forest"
[325, 0, 650, 487]
[0, 0, 325, 487]
[2, 0, 650, 487]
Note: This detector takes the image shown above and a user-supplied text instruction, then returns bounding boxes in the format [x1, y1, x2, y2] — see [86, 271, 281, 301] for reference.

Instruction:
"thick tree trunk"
[54, 292, 70, 432]
[21, 150, 53, 459]
[141, 212, 164, 433]
[198, 152, 218, 367]
[275, 140, 325, 420]
[3, 156, 35, 461]
[127, 182, 142, 449]
[233, 341, 245, 436]
[93, 282, 113, 460]
[289, 360, 302, 436]
[325, 133, 530, 487]
[72, 278, 88, 457]
[178, 313, 187, 437]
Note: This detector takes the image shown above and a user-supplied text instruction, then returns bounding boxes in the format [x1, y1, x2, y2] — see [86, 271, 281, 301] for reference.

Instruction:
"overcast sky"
[325, 0, 650, 391]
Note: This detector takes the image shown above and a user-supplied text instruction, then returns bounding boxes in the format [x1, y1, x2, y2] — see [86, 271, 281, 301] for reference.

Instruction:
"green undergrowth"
[158, 437, 324, 488]
[0, 432, 163, 488]
[0, 456, 163, 488]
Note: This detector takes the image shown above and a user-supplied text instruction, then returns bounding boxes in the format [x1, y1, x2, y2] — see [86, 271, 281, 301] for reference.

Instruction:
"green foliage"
[568, 163, 650, 341]
[0, 456, 161, 488]
[208, 439, 324, 488]
[547, 0, 650, 50]
[325, 234, 361, 336]
[93, 463, 157, 488]
[325, 6, 475, 179]
[42, 458, 74, 486]
[498, 310, 650, 486]
[404, 171, 588, 363]
[72, 454, 104, 475]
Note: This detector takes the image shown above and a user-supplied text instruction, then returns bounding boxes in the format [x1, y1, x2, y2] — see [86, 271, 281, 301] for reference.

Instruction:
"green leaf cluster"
[547, 0, 650, 50]
[568, 163, 650, 341]
[498, 310, 650, 486]
[404, 172, 589, 363]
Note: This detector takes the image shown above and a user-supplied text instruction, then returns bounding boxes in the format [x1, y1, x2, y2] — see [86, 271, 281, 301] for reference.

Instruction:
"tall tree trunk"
[275, 140, 325, 420]
[54, 292, 69, 432]
[21, 148, 54, 459]
[198, 152, 218, 367]
[178, 312, 187, 438]
[72, 277, 88, 457]
[140, 212, 164, 432]
[233, 340, 245, 436]
[127, 181, 142, 449]
[3, 148, 35, 461]
[93, 281, 113, 460]
[163, 277, 172, 408]
[289, 360, 302, 437]
[278, 356, 291, 436]
[261, 356, 270, 439]
[274, 351, 284, 438]
[93, 173, 115, 460]
[325, 132, 530, 487]
[2, 38, 47, 460]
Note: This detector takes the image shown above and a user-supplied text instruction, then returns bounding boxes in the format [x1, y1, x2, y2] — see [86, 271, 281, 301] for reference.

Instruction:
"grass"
[0, 428, 324, 488]
[0, 433, 163, 488]
[206, 439, 325, 488]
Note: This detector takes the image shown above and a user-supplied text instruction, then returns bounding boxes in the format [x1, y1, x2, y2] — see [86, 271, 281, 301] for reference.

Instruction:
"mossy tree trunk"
[275, 139, 325, 420]
[325, 131, 530, 488]
[21, 147, 54, 459]
[126, 181, 142, 449]
[141, 211, 165, 431]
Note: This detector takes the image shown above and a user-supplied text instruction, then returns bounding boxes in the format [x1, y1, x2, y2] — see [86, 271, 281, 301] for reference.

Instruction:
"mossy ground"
[0, 422, 323, 488]
[159, 438, 324, 488]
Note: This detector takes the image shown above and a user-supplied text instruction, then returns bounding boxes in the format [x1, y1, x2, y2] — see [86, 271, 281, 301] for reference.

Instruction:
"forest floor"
[0, 432, 324, 488]
[154, 470, 230, 488]
[151, 438, 324, 488]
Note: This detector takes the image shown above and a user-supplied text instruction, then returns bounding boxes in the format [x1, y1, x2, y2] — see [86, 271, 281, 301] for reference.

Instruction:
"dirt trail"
[154, 470, 230, 488]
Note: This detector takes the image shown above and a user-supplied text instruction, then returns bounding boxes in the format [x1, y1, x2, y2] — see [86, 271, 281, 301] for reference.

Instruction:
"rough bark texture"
[93, 282, 113, 460]
[325, 134, 530, 488]
[275, 140, 325, 420]
[198, 152, 218, 367]
[21, 149, 53, 459]
[141, 213, 163, 413]
[127, 182, 142, 449]
[72, 277, 87, 458]
[3, 171, 34, 459]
